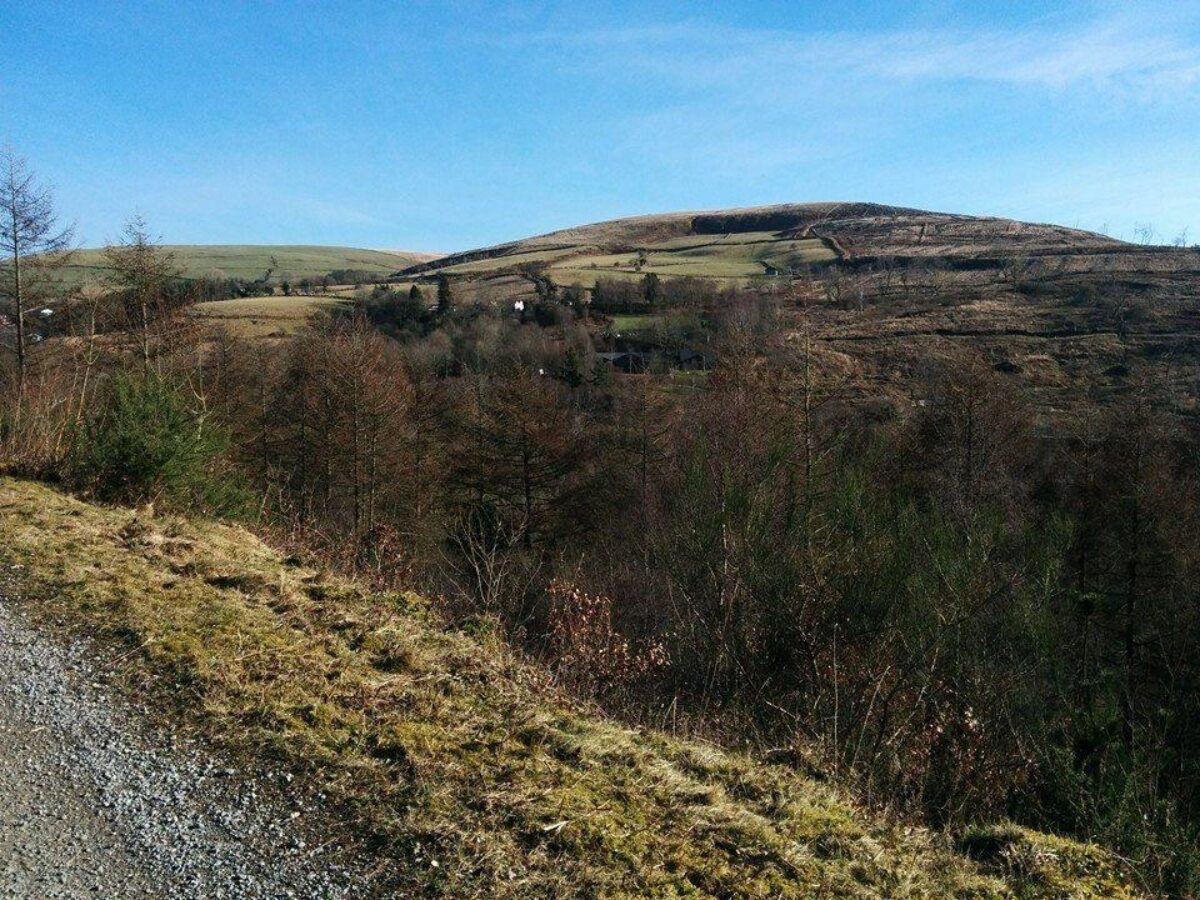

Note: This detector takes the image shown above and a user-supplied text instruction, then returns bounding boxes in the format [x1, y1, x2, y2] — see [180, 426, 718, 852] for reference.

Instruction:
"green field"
[434, 246, 582, 275]
[647, 232, 809, 249]
[58, 245, 438, 287]
[558, 235, 834, 280]
[191, 294, 349, 337]
[608, 313, 662, 332]
[413, 223, 839, 301]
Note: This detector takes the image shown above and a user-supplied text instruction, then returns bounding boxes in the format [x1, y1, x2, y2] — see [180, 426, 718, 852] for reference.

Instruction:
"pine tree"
[436, 274, 454, 316]
[642, 272, 662, 308]
[560, 347, 585, 388]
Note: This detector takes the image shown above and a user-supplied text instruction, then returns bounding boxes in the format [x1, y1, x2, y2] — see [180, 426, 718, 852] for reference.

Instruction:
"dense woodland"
[4, 152, 1200, 895]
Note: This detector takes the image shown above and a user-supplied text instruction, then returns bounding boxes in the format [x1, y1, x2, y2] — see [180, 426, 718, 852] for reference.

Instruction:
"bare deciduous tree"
[0, 147, 74, 407]
[104, 215, 180, 369]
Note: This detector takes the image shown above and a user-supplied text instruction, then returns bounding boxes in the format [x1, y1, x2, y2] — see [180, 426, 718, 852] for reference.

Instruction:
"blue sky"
[2, 0, 1198, 251]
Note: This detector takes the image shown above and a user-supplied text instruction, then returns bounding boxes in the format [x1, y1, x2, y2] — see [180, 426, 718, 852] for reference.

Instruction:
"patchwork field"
[434, 247, 582, 276]
[425, 235, 837, 287]
[401, 238, 843, 312]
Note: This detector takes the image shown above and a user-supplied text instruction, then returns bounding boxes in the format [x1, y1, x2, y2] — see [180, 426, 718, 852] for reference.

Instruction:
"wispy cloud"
[490, 5, 1200, 183]
[510, 6, 1200, 98]
[859, 20, 1200, 93]
[287, 197, 385, 228]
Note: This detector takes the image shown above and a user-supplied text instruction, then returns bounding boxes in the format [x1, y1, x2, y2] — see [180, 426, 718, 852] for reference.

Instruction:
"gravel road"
[0, 573, 370, 899]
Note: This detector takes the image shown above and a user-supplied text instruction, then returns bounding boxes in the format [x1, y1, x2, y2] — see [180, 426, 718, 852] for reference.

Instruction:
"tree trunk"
[522, 445, 533, 549]
[10, 202, 25, 418]
[140, 292, 152, 369]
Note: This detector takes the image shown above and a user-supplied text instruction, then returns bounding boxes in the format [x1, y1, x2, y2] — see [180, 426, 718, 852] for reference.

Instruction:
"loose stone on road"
[0, 579, 366, 899]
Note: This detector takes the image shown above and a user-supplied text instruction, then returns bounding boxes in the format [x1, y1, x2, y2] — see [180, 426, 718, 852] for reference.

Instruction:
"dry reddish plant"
[547, 580, 668, 697]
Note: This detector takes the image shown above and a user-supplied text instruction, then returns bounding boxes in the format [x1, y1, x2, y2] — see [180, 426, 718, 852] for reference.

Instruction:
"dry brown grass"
[190, 295, 350, 337]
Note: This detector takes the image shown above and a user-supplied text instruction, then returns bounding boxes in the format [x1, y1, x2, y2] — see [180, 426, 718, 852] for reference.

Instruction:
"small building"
[595, 351, 651, 374]
[675, 348, 714, 371]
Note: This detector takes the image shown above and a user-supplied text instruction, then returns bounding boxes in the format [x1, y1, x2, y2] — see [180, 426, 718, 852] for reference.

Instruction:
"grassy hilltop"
[59, 244, 440, 288]
[0, 478, 1141, 898]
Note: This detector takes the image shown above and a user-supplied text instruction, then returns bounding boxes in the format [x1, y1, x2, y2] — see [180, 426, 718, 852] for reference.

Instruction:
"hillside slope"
[59, 245, 441, 287]
[398, 202, 1200, 420]
[0, 479, 1139, 898]
[402, 202, 1119, 278]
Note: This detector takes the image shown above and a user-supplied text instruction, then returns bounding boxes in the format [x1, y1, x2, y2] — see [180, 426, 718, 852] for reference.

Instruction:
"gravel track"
[0, 575, 370, 899]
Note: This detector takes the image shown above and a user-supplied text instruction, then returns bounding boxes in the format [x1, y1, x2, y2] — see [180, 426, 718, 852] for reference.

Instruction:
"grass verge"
[0, 478, 1140, 899]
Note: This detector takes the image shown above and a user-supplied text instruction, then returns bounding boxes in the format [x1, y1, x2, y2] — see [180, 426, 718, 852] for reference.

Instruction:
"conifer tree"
[436, 274, 454, 315]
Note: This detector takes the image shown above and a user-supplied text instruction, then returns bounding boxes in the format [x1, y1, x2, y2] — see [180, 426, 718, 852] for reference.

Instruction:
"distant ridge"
[59, 244, 439, 287]
[401, 202, 1121, 276]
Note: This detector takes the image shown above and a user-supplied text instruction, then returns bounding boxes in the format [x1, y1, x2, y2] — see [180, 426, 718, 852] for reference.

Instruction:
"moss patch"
[959, 824, 1141, 899]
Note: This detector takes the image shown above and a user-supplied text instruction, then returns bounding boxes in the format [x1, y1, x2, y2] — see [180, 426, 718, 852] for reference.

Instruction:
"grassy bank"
[0, 478, 1140, 898]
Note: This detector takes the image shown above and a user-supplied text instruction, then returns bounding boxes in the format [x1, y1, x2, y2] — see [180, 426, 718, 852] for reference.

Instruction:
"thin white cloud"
[288, 197, 385, 228]
[510, 7, 1200, 98]
[490, 6, 1200, 184]
[867, 21, 1200, 92]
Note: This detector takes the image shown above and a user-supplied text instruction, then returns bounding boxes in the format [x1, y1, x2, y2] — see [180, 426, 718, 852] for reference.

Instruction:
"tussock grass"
[0, 478, 1140, 898]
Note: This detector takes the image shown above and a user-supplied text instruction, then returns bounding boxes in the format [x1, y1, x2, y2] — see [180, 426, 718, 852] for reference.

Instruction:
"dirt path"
[0, 576, 368, 899]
